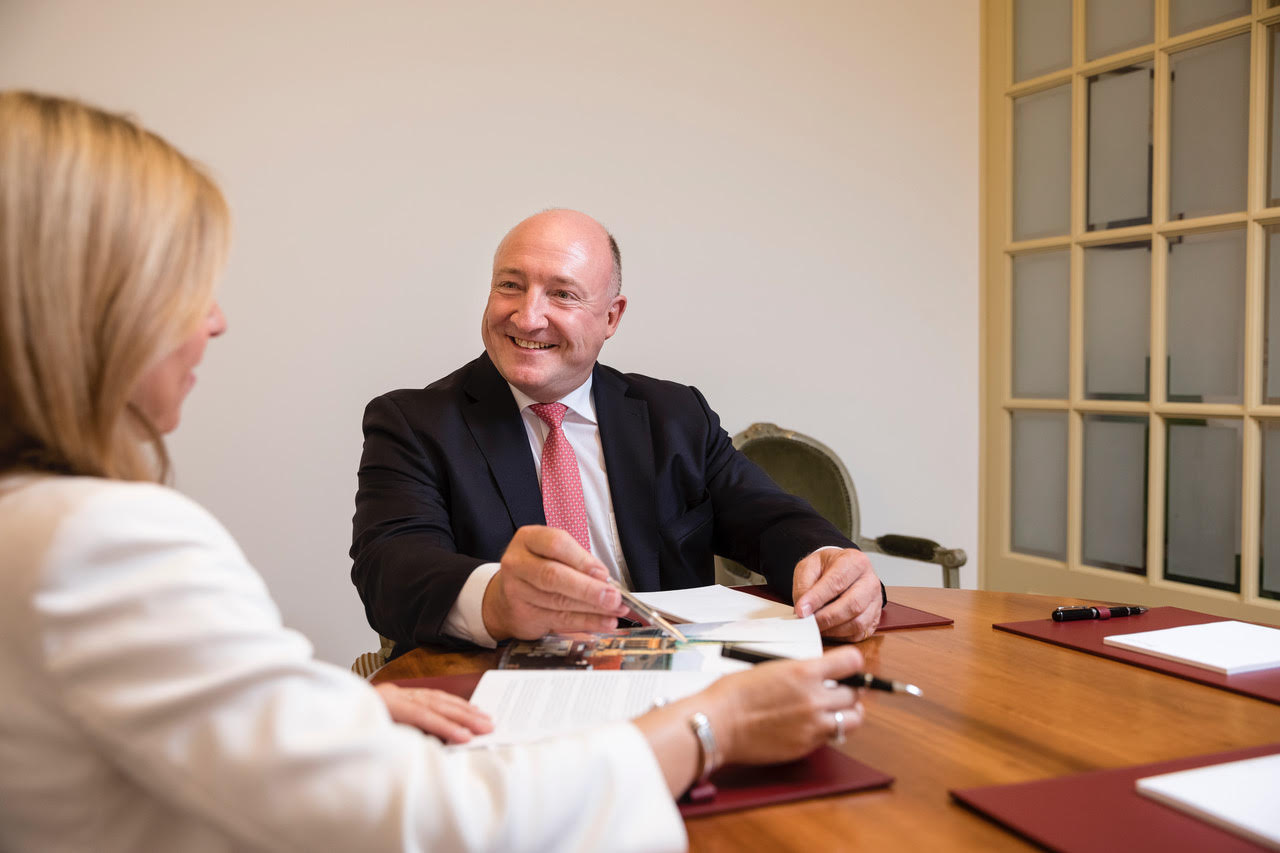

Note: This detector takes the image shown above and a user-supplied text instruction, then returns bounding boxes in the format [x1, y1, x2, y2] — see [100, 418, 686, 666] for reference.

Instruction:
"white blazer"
[0, 475, 685, 853]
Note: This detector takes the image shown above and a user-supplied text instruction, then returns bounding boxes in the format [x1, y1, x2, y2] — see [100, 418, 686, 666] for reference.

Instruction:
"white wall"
[2, 0, 980, 665]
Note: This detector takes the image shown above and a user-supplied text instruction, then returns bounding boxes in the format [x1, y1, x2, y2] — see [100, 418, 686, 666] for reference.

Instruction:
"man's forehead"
[493, 264, 581, 287]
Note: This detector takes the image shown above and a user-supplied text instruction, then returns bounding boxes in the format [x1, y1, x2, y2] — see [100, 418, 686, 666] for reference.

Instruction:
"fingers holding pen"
[482, 526, 630, 641]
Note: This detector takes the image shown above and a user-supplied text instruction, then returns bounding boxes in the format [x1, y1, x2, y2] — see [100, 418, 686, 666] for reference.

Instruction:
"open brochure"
[497, 616, 821, 673]
[461, 669, 720, 747]
[454, 614, 821, 748]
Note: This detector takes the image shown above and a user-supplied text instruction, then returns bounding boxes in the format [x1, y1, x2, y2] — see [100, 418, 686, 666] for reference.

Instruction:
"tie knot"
[529, 402, 568, 429]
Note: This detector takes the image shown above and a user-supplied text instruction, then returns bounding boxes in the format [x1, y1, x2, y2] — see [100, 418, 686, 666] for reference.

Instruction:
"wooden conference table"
[372, 587, 1280, 851]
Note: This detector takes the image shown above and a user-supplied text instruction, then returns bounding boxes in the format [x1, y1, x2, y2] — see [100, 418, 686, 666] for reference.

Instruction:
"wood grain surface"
[373, 587, 1280, 851]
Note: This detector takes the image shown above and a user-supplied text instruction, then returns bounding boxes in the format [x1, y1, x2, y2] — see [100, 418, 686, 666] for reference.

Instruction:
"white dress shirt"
[0, 474, 685, 853]
[443, 375, 631, 648]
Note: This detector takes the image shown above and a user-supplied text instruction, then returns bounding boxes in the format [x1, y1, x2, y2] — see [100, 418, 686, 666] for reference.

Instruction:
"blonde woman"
[0, 91, 866, 853]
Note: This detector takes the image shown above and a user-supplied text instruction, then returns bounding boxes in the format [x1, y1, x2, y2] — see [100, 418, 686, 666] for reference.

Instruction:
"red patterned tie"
[528, 402, 591, 552]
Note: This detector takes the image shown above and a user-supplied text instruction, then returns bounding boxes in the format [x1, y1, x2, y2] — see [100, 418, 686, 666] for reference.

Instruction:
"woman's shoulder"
[1, 473, 207, 523]
[0, 474, 238, 569]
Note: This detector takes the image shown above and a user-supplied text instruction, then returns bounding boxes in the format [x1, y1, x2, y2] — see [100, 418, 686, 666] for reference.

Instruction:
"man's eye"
[553, 290, 576, 300]
[496, 280, 518, 290]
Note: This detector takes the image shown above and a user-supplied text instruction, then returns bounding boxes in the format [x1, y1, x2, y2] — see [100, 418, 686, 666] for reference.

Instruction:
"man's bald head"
[494, 209, 621, 296]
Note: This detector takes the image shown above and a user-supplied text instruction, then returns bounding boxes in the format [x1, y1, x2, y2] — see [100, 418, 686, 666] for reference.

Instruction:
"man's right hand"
[480, 525, 630, 642]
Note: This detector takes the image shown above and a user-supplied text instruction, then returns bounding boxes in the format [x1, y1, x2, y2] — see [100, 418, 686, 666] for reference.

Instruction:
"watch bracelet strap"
[689, 711, 719, 785]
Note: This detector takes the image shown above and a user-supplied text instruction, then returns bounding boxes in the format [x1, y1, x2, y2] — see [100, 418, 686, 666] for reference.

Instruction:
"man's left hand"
[791, 548, 882, 641]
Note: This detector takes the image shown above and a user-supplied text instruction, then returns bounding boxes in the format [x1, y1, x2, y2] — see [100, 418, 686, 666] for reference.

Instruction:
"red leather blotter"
[876, 601, 954, 631]
[951, 743, 1280, 853]
[678, 745, 892, 818]
[993, 607, 1280, 705]
[394, 674, 893, 818]
[735, 586, 953, 632]
[395, 672, 484, 697]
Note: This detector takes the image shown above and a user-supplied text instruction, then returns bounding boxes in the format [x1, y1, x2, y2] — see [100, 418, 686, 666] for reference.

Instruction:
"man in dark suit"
[351, 209, 883, 654]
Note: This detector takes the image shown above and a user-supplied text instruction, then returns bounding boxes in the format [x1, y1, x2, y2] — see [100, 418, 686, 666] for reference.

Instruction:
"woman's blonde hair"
[0, 91, 230, 481]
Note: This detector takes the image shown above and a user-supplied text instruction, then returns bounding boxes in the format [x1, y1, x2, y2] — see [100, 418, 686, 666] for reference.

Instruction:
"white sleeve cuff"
[441, 563, 501, 648]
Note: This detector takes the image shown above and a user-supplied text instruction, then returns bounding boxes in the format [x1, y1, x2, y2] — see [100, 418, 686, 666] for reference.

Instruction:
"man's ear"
[604, 294, 628, 337]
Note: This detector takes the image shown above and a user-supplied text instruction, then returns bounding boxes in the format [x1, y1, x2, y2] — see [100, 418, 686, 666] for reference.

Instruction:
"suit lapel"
[594, 364, 661, 591]
[461, 354, 545, 530]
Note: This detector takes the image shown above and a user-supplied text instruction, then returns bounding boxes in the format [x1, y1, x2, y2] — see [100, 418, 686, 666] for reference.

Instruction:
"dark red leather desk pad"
[952, 742, 1280, 852]
[993, 607, 1280, 705]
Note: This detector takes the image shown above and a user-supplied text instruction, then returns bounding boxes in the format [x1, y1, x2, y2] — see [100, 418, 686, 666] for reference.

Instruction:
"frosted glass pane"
[1165, 419, 1241, 590]
[1088, 64, 1152, 230]
[1167, 230, 1245, 403]
[1083, 415, 1148, 573]
[1013, 85, 1072, 241]
[1012, 251, 1069, 398]
[1169, 35, 1249, 219]
[1262, 424, 1280, 599]
[1011, 411, 1068, 560]
[1015, 0, 1072, 82]
[1169, 0, 1249, 37]
[1266, 228, 1280, 402]
[1086, 0, 1152, 61]
[1270, 28, 1280, 206]
[1085, 243, 1150, 399]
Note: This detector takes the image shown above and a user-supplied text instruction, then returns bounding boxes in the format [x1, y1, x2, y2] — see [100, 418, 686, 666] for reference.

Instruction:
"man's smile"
[511, 336, 556, 350]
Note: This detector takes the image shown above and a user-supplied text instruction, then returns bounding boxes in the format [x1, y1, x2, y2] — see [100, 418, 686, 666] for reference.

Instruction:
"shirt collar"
[508, 373, 598, 425]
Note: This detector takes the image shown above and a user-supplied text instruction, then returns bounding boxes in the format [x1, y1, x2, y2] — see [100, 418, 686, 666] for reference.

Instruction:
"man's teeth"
[513, 338, 554, 349]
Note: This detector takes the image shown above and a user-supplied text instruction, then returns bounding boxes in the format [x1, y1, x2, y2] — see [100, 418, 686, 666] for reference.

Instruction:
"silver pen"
[605, 577, 688, 643]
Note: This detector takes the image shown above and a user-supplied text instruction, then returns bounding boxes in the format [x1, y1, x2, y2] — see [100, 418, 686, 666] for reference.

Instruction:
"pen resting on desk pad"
[993, 606, 1280, 705]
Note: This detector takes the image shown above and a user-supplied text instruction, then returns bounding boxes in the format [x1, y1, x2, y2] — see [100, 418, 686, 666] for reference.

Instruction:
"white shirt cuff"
[441, 562, 501, 648]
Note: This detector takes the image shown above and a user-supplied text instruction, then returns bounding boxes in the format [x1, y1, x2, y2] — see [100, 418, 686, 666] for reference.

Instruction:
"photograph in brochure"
[498, 627, 708, 671]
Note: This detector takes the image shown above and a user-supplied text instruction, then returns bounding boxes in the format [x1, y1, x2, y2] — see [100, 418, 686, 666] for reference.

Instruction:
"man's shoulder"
[366, 354, 492, 412]
[596, 363, 701, 402]
[594, 363, 721, 431]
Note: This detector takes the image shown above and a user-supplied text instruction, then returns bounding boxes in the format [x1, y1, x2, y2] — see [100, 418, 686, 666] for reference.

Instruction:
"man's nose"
[510, 291, 547, 330]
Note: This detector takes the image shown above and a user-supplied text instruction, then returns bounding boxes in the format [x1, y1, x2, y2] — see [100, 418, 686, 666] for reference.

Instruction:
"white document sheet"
[461, 670, 719, 747]
[680, 615, 823, 660]
[631, 584, 795, 623]
[1101, 620, 1280, 675]
[1136, 753, 1280, 850]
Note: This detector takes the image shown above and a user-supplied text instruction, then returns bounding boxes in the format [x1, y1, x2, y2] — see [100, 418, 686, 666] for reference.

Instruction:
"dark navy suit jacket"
[350, 353, 855, 653]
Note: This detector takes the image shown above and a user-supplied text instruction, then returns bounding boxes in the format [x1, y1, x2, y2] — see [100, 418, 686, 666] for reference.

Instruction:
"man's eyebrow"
[493, 268, 582, 288]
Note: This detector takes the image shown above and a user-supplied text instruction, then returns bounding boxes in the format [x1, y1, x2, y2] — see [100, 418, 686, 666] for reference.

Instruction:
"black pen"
[720, 645, 923, 696]
[1052, 605, 1147, 622]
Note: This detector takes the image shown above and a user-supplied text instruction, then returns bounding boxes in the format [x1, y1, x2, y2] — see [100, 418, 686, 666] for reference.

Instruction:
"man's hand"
[481, 525, 630, 642]
[791, 547, 883, 641]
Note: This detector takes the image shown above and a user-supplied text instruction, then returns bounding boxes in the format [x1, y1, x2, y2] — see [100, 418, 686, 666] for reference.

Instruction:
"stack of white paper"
[1136, 753, 1280, 850]
[1101, 621, 1280, 675]
[631, 585, 821, 661]
[679, 615, 823, 661]
[631, 584, 795, 623]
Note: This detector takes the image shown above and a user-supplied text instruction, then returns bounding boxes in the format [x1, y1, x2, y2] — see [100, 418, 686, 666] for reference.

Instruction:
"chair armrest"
[859, 534, 968, 569]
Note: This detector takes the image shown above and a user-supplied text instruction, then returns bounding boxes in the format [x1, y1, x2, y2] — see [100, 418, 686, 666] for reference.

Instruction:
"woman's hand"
[706, 645, 865, 766]
[373, 682, 495, 744]
[635, 646, 865, 795]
